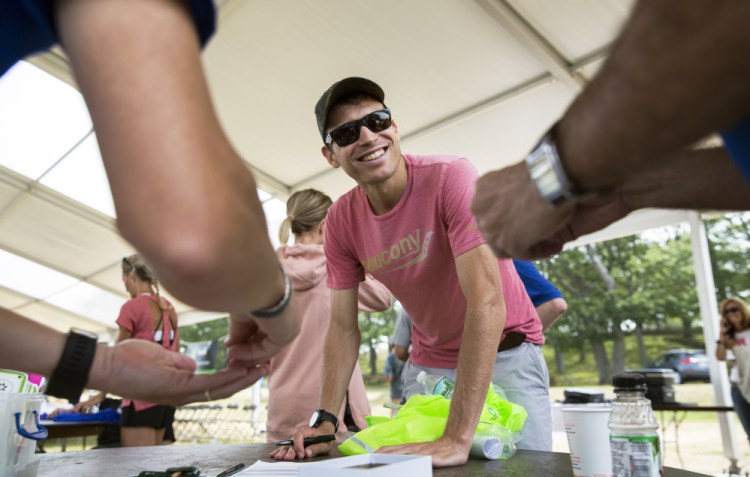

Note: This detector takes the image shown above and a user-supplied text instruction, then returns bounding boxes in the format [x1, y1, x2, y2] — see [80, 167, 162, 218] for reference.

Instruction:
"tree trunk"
[612, 325, 625, 375]
[553, 340, 565, 374]
[680, 317, 693, 340]
[635, 326, 648, 368]
[369, 338, 378, 376]
[591, 338, 611, 385]
[585, 244, 619, 382]
[578, 345, 586, 364]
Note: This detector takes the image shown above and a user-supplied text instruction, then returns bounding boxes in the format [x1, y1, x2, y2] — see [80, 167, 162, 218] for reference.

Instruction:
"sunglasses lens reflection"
[330, 110, 391, 147]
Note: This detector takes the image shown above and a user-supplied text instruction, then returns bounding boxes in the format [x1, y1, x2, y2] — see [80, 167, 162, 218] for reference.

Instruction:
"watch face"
[309, 410, 320, 428]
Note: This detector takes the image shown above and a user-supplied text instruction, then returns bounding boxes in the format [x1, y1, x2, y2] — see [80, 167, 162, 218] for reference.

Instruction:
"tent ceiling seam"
[478, 0, 586, 91]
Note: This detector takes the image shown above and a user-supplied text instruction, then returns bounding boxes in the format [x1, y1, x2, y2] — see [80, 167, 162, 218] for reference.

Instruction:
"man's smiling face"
[321, 98, 402, 188]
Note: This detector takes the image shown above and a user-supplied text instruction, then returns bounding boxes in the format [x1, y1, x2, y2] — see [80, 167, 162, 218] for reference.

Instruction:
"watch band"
[250, 266, 293, 318]
[525, 123, 580, 207]
[310, 409, 339, 432]
[45, 328, 98, 403]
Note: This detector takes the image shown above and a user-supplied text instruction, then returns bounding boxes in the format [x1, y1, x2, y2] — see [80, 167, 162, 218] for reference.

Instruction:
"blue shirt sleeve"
[721, 117, 750, 184]
[1, 0, 216, 77]
[513, 259, 563, 307]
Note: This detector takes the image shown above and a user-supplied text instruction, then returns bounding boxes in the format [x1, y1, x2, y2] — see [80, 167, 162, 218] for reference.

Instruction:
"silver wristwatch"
[525, 124, 580, 206]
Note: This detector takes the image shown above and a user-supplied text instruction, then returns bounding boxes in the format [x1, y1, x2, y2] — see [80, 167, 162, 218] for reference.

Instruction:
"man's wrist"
[45, 329, 98, 403]
[525, 123, 582, 207]
[250, 267, 292, 318]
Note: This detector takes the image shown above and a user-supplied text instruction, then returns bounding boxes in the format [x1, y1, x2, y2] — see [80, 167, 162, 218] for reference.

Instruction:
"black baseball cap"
[315, 77, 385, 141]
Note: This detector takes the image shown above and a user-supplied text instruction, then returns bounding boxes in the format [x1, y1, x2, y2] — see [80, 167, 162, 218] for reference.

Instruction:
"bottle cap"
[612, 372, 647, 392]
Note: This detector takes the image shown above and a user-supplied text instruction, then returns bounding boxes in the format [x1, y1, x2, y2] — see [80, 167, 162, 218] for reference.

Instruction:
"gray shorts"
[402, 342, 551, 451]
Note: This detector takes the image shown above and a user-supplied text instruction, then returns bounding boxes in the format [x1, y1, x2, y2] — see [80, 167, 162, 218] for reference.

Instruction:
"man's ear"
[321, 146, 340, 168]
[392, 118, 399, 137]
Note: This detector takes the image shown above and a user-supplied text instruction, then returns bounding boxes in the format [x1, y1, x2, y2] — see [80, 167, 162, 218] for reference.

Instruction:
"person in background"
[472, 1, 750, 260]
[383, 346, 405, 415]
[512, 260, 567, 332]
[716, 297, 750, 444]
[272, 77, 547, 467]
[391, 310, 412, 363]
[1, 0, 299, 406]
[264, 189, 392, 443]
[76, 255, 182, 447]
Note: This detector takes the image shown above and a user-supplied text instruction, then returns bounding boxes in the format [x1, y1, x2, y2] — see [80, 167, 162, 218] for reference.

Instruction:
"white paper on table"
[234, 460, 302, 476]
[234, 454, 432, 477]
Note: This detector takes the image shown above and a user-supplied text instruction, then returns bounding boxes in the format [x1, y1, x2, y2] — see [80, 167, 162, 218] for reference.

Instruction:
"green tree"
[358, 306, 397, 376]
[179, 317, 230, 368]
[707, 212, 750, 301]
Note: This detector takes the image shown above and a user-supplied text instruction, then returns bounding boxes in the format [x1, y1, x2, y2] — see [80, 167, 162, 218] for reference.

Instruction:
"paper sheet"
[234, 460, 303, 476]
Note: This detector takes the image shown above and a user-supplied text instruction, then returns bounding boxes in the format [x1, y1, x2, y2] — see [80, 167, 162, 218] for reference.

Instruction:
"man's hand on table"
[270, 423, 336, 460]
[378, 436, 471, 468]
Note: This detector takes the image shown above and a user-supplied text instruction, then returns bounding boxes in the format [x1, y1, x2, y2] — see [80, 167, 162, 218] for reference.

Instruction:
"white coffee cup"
[561, 405, 613, 477]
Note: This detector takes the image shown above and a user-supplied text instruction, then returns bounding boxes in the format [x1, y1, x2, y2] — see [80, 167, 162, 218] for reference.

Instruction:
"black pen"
[216, 462, 245, 477]
[274, 434, 336, 447]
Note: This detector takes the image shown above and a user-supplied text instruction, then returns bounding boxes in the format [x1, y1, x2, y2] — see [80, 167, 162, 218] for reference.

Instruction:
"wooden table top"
[36, 442, 710, 477]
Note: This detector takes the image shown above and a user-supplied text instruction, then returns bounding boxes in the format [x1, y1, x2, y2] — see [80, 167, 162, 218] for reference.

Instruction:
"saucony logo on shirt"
[360, 228, 434, 274]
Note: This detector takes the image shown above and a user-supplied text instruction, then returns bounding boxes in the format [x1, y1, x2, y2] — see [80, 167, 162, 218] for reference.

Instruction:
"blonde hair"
[720, 297, 750, 331]
[278, 189, 333, 245]
[122, 254, 165, 310]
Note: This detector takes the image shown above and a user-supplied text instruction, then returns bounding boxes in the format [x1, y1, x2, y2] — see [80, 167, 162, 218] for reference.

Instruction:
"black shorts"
[121, 403, 176, 429]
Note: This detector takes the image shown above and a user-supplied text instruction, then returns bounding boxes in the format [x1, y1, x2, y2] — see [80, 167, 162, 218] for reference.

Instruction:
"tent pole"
[688, 211, 741, 473]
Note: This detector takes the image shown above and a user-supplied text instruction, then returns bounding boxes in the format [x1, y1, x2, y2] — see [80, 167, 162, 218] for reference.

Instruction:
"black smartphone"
[723, 317, 736, 338]
[275, 434, 336, 447]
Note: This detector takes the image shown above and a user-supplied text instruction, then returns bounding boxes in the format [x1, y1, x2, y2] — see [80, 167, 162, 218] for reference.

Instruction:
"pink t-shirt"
[116, 294, 178, 411]
[325, 154, 543, 369]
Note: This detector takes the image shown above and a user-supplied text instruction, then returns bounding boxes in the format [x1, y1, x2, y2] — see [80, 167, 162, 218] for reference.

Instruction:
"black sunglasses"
[325, 109, 392, 148]
[723, 306, 741, 316]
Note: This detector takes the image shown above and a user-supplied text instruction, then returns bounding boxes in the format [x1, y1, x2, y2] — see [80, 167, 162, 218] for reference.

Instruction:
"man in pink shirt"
[272, 77, 550, 467]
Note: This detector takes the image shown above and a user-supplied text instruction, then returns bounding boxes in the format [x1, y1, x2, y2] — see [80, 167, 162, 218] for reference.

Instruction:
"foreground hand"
[471, 162, 575, 259]
[224, 303, 300, 368]
[472, 162, 630, 259]
[88, 339, 267, 406]
[378, 437, 468, 468]
[269, 425, 335, 461]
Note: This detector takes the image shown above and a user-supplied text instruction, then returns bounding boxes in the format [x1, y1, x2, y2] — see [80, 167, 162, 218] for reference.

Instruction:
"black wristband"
[45, 329, 98, 403]
[309, 408, 339, 432]
[250, 267, 292, 318]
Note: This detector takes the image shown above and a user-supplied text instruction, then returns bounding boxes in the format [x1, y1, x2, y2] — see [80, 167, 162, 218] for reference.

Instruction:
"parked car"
[650, 349, 710, 384]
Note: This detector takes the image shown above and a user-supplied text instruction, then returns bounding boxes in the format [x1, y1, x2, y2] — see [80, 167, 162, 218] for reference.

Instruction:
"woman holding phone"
[716, 297, 750, 443]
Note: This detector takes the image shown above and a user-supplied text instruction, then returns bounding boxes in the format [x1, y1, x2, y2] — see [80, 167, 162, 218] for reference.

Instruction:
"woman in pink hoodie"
[266, 189, 392, 443]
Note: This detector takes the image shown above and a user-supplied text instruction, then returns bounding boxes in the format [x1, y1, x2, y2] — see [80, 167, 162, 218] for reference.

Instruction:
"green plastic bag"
[339, 385, 526, 457]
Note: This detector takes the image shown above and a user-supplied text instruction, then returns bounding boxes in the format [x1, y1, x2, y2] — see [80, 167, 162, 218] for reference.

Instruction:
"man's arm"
[393, 344, 410, 362]
[56, 0, 287, 316]
[537, 298, 568, 332]
[558, 1, 750, 191]
[379, 245, 505, 467]
[357, 274, 392, 312]
[270, 288, 361, 461]
[1, 308, 266, 405]
[473, 1, 750, 259]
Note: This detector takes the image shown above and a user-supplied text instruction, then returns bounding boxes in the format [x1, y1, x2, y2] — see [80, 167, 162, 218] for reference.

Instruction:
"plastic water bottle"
[416, 371, 455, 399]
[608, 373, 663, 477]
